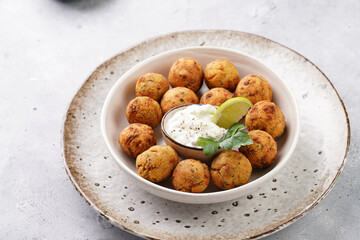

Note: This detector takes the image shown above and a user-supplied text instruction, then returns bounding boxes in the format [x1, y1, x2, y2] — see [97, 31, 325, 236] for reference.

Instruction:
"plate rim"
[61, 29, 351, 239]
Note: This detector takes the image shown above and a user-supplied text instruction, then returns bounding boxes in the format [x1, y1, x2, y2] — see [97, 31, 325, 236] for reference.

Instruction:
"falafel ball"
[245, 100, 285, 139]
[126, 96, 163, 128]
[200, 87, 234, 106]
[235, 74, 272, 104]
[160, 87, 199, 114]
[135, 73, 169, 102]
[119, 123, 157, 158]
[211, 150, 252, 190]
[168, 58, 204, 92]
[239, 130, 277, 169]
[172, 159, 210, 193]
[204, 59, 240, 92]
[136, 145, 179, 183]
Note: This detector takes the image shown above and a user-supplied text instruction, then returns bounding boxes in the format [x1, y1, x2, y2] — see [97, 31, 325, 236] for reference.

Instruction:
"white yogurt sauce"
[166, 104, 226, 148]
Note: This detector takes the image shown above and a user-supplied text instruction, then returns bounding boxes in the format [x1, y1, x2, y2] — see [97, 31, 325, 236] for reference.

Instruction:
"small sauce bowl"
[161, 104, 223, 162]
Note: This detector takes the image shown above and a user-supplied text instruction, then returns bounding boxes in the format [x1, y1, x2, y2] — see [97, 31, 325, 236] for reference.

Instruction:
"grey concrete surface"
[0, 0, 358, 239]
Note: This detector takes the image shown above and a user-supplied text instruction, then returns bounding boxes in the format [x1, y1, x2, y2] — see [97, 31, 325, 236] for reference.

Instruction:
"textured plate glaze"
[62, 30, 350, 239]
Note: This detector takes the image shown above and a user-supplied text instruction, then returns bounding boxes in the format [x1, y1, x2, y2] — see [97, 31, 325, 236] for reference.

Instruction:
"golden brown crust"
[239, 130, 277, 168]
[168, 58, 204, 92]
[245, 100, 286, 139]
[200, 87, 234, 106]
[135, 73, 169, 102]
[204, 59, 240, 92]
[172, 159, 210, 193]
[160, 87, 199, 114]
[126, 96, 163, 128]
[235, 74, 272, 104]
[118, 123, 157, 158]
[136, 145, 179, 183]
[210, 150, 252, 190]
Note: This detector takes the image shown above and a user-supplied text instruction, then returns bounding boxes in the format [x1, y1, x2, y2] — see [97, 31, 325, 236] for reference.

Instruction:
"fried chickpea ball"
[239, 130, 277, 169]
[235, 74, 272, 104]
[135, 73, 169, 102]
[119, 123, 157, 158]
[126, 96, 163, 128]
[136, 145, 179, 183]
[211, 150, 252, 190]
[200, 87, 234, 106]
[168, 58, 204, 92]
[172, 159, 210, 193]
[204, 59, 240, 92]
[160, 87, 199, 114]
[245, 100, 286, 139]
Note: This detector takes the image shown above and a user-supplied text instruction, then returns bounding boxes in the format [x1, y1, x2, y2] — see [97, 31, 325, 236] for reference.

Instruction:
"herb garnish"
[197, 123, 253, 156]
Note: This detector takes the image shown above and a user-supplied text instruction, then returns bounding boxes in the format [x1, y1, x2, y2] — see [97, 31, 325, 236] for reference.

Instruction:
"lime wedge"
[212, 97, 253, 129]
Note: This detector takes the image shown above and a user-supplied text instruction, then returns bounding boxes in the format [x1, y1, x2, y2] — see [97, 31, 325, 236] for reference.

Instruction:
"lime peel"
[211, 97, 253, 129]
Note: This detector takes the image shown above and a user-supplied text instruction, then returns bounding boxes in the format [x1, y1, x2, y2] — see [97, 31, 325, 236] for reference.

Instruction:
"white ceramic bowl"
[101, 46, 299, 204]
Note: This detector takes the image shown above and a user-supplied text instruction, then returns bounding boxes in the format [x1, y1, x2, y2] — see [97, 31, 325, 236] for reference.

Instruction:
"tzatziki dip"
[166, 104, 226, 148]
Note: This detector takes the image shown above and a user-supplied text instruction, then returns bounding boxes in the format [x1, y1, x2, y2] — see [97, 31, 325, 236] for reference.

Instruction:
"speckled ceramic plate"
[62, 30, 350, 239]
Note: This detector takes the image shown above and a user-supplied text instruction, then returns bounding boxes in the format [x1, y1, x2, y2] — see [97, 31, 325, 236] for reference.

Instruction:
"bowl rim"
[100, 45, 300, 202]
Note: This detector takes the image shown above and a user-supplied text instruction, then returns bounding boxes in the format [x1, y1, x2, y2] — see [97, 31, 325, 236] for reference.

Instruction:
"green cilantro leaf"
[197, 137, 220, 157]
[222, 123, 246, 140]
[229, 131, 253, 149]
[197, 123, 253, 156]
